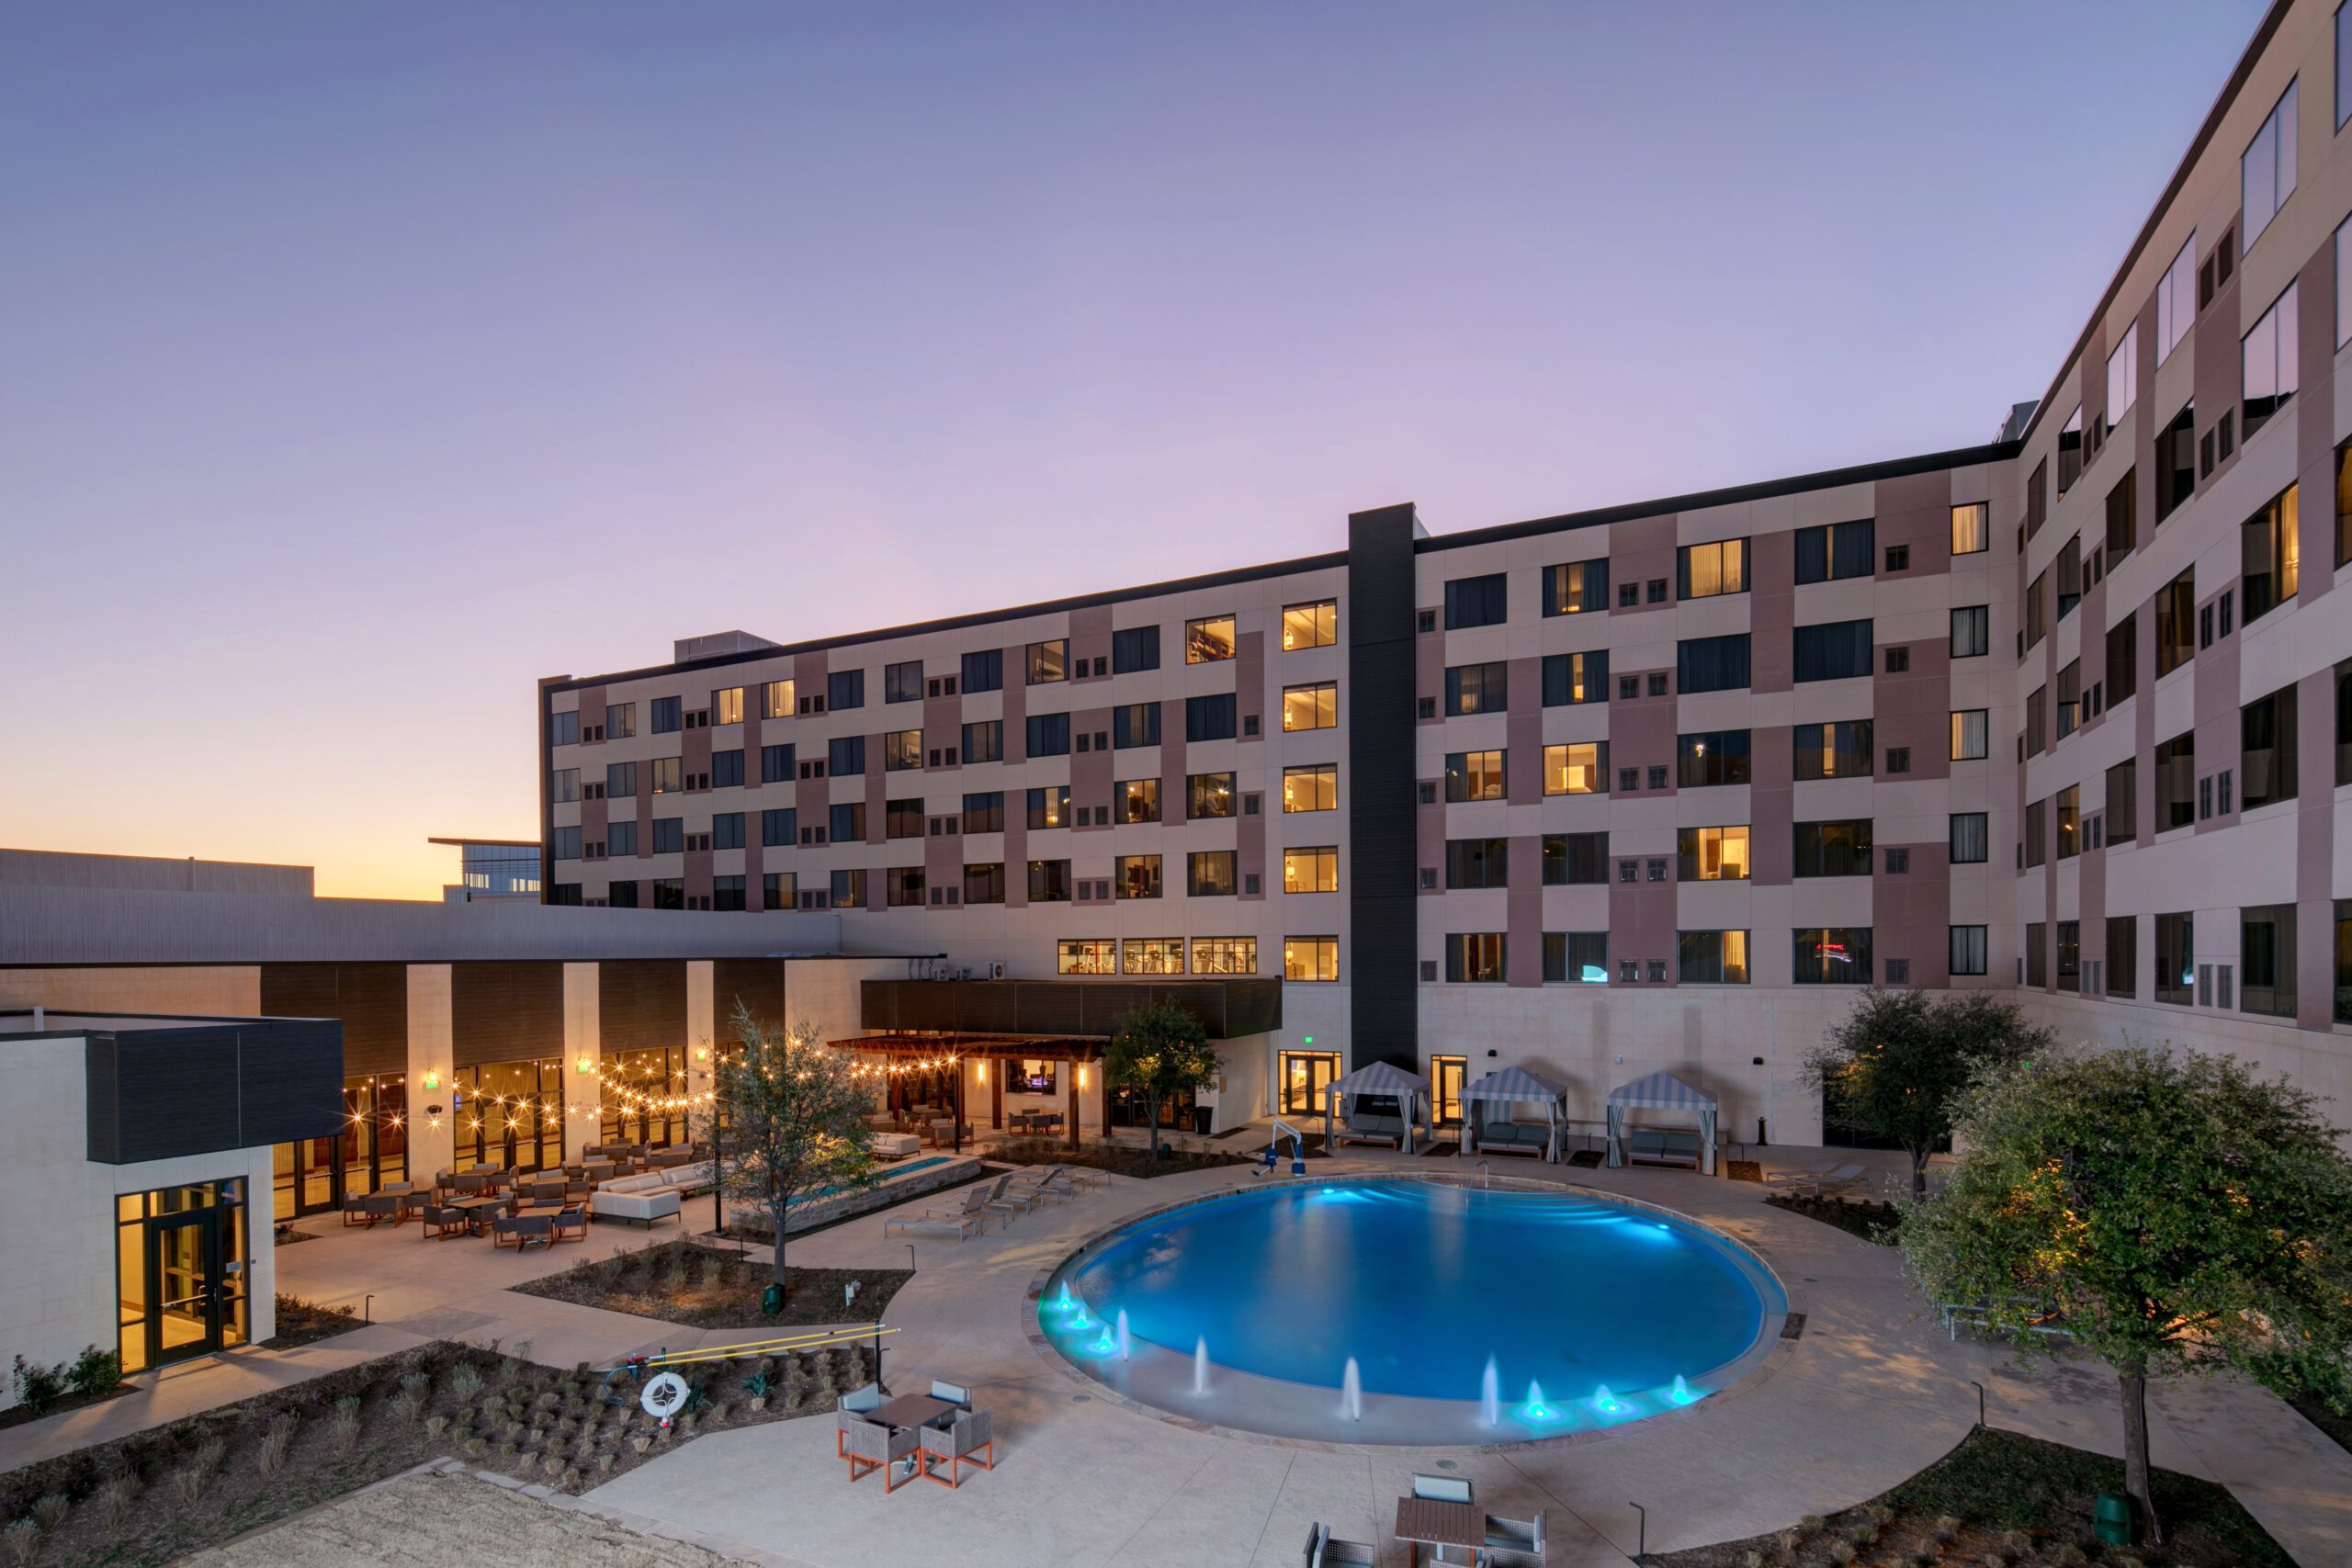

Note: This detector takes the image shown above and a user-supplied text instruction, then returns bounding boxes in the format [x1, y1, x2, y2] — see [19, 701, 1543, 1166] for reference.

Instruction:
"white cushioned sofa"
[589, 1160, 717, 1225]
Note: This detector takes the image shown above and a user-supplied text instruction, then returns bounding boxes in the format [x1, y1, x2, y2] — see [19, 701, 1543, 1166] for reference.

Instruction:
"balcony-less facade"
[541, 0, 2352, 1145]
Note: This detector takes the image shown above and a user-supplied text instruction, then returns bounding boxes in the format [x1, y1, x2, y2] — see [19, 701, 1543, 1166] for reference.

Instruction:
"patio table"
[1394, 1497, 1484, 1566]
[449, 1195, 505, 1235]
[866, 1393, 956, 1482]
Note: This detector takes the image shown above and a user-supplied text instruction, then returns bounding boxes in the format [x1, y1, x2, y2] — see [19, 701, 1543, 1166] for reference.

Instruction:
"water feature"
[1340, 1358, 1363, 1421]
[1480, 1357, 1501, 1427]
[1115, 1310, 1132, 1361]
[1670, 1374, 1693, 1404]
[1193, 1337, 1210, 1396]
[1521, 1380, 1552, 1422]
[1591, 1383, 1621, 1416]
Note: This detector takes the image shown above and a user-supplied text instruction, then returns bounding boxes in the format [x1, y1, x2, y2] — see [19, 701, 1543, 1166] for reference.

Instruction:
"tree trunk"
[1908, 1144, 1929, 1199]
[2120, 1361, 2163, 1544]
[771, 1185, 789, 1294]
[1149, 1096, 1163, 1160]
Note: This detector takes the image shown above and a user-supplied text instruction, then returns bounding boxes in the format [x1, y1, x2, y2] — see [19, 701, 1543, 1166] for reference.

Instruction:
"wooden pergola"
[825, 1032, 1109, 1147]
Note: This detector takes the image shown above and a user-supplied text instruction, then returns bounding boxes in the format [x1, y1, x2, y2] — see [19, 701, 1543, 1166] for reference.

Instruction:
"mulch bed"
[0, 1337, 865, 1566]
[985, 1135, 1258, 1179]
[2286, 1391, 2352, 1460]
[260, 1293, 363, 1350]
[1724, 1159, 1763, 1183]
[1764, 1192, 1901, 1246]
[1418, 1139, 1460, 1157]
[513, 1237, 912, 1329]
[1565, 1148, 1603, 1168]
[1645, 1427, 2289, 1568]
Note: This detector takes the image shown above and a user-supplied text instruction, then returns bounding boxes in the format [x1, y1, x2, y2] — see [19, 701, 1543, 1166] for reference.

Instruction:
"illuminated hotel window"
[1678, 826, 1749, 881]
[1186, 615, 1237, 663]
[1283, 764, 1337, 812]
[1542, 742, 1604, 796]
[1283, 845, 1339, 893]
[1122, 937, 1186, 975]
[1191, 936, 1258, 974]
[1281, 600, 1337, 650]
[1057, 938, 1116, 975]
[1283, 682, 1339, 730]
[1283, 936, 1340, 981]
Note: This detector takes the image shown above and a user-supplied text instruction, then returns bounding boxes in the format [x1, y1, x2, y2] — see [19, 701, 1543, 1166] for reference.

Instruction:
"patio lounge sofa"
[1625, 1127, 1704, 1168]
[589, 1172, 685, 1226]
[1476, 1121, 1549, 1157]
[1336, 1111, 1407, 1149]
[869, 1132, 923, 1160]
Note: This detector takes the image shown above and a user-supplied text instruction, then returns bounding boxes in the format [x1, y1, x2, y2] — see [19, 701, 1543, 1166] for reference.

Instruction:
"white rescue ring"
[640, 1371, 691, 1421]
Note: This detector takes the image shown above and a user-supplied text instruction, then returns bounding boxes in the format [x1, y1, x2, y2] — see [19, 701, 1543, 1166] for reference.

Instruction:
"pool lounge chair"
[1483, 1508, 1546, 1567]
[882, 1186, 992, 1240]
[1336, 1111, 1406, 1149]
[1012, 1165, 1080, 1202]
[977, 1174, 1044, 1224]
[1764, 1160, 1841, 1189]
[1794, 1163, 1868, 1196]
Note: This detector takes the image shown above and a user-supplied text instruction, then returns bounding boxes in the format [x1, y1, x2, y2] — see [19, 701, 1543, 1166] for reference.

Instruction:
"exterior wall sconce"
[976, 1060, 988, 1083]
[576, 1056, 594, 1075]
[422, 1069, 441, 1092]
[1078, 1065, 1090, 1089]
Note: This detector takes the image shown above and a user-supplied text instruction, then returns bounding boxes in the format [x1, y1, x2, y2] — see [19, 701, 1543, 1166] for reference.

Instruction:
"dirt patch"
[1724, 1159, 1763, 1183]
[514, 1238, 911, 1328]
[181, 1469, 743, 1567]
[1645, 1427, 2289, 1568]
[260, 1293, 362, 1349]
[988, 1135, 1255, 1179]
[1764, 1191, 1900, 1246]
[0, 1338, 869, 1566]
[2286, 1390, 2352, 1460]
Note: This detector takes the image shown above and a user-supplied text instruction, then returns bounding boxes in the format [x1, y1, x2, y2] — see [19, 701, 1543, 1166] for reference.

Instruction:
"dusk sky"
[3, 3, 2267, 900]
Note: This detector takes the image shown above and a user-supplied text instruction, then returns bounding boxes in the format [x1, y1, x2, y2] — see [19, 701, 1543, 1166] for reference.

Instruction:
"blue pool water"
[791, 1155, 959, 1206]
[1043, 1180, 1780, 1409]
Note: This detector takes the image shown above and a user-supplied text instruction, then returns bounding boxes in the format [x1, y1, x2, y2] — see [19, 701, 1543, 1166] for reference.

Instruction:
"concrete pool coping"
[1017, 1168, 1804, 1453]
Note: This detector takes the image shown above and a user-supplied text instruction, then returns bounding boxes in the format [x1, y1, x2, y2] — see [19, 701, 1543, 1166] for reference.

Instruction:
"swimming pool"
[1037, 1178, 1785, 1444]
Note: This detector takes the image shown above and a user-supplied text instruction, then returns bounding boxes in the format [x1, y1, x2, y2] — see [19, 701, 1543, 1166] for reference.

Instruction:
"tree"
[1804, 987, 2052, 1197]
[695, 1004, 879, 1296]
[1898, 1045, 2352, 1543]
[1103, 999, 1219, 1160]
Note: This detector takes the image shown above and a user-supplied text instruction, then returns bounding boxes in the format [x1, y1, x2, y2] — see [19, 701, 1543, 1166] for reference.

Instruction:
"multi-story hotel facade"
[541, 0, 2352, 1145]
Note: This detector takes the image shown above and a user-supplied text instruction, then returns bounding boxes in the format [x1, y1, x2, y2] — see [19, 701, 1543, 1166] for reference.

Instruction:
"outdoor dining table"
[449, 1195, 504, 1234]
[865, 1393, 957, 1482]
[1394, 1497, 1485, 1566]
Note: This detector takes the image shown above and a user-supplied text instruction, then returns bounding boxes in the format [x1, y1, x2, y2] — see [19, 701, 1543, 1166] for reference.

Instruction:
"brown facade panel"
[597, 959, 688, 1054]
[857, 977, 1281, 1040]
[712, 957, 787, 1035]
[259, 961, 409, 1078]
[451, 961, 565, 1068]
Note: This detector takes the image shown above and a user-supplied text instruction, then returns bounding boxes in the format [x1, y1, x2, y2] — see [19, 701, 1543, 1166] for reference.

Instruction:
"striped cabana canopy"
[1459, 1065, 1570, 1162]
[1605, 1069, 1719, 1175]
[1320, 1059, 1433, 1155]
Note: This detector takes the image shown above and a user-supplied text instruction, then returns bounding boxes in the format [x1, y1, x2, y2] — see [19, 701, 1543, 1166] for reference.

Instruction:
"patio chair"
[917, 1407, 994, 1486]
[1308, 1524, 1378, 1567]
[842, 1412, 919, 1489]
[1483, 1508, 1546, 1567]
[1411, 1474, 1473, 1504]
[551, 1205, 587, 1244]
[977, 1174, 1042, 1224]
[418, 1203, 471, 1240]
[340, 1193, 372, 1227]
[928, 1380, 973, 1413]
[1763, 1160, 1841, 1189]
[493, 1211, 553, 1250]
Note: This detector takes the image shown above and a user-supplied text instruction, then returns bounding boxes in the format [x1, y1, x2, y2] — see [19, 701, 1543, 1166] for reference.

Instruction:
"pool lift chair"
[1256, 1120, 1309, 1177]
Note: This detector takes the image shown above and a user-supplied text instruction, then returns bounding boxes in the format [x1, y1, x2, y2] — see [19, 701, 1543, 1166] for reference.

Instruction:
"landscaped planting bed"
[0, 1337, 872, 1566]
[1645, 1427, 2289, 1568]
[1764, 1192, 1901, 1246]
[987, 1134, 1255, 1179]
[514, 1237, 912, 1328]
[258, 1292, 361, 1349]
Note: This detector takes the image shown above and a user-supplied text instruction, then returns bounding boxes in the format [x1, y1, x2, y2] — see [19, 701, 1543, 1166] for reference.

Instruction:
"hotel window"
[1677, 633, 1751, 694]
[1445, 750, 1506, 802]
[651, 696, 682, 734]
[1282, 600, 1337, 650]
[1284, 681, 1340, 730]
[2242, 485, 2301, 623]
[760, 872, 792, 908]
[1120, 937, 1185, 975]
[550, 709, 579, 748]
[1023, 639, 1069, 685]
[650, 757, 683, 795]
[2156, 233, 2197, 362]
[1950, 605, 1989, 659]
[552, 767, 580, 804]
[762, 807, 796, 847]
[2105, 759, 2137, 843]
[2341, 443, 2352, 568]
[1678, 931, 1748, 985]
[1116, 778, 1160, 824]
[1025, 713, 1071, 757]
[1792, 928, 1872, 985]
[1543, 559, 1608, 615]
[2156, 730, 2196, 829]
[1113, 625, 1161, 672]
[884, 661, 923, 704]
[1283, 936, 1340, 982]
[830, 868, 866, 908]
[827, 736, 865, 776]
[1443, 662, 1505, 716]
[1677, 729, 1750, 787]
[2154, 567, 2195, 676]
[606, 702, 637, 739]
[1541, 650, 1606, 705]
[2240, 905, 2297, 1018]
[2107, 468, 2142, 561]
[1187, 772, 1236, 818]
[1187, 851, 1238, 897]
[551, 826, 582, 860]
[2057, 922, 2080, 991]
[961, 649, 1003, 694]
[1025, 780, 1072, 827]
[2108, 915, 2138, 997]
[2242, 684, 2300, 811]
[1950, 503, 1988, 556]
[711, 749, 743, 788]
[1950, 709, 1988, 761]
[2102, 615, 2138, 709]
[963, 863, 1005, 906]
[1112, 702, 1161, 750]
[1443, 574, 1508, 629]
[1544, 831, 1608, 886]
[962, 719, 1003, 764]
[2056, 661, 2081, 740]
[962, 791, 1004, 834]
[606, 761, 637, 799]
[828, 670, 865, 710]
[1283, 764, 1337, 812]
[2056, 536, 2083, 621]
[2104, 329, 2138, 433]
[1794, 519, 1874, 584]
[1794, 719, 1873, 780]
[1677, 538, 1747, 598]
[2025, 572, 2048, 650]
[1678, 826, 1749, 882]
[1185, 615, 1237, 662]
[1949, 925, 1988, 977]
[2054, 785, 2080, 860]
[1445, 933, 1507, 984]
[2058, 408, 2083, 495]
[1950, 811, 1989, 863]
[882, 730, 922, 772]
[2244, 283, 2302, 446]
[712, 812, 745, 851]
[1186, 693, 1238, 741]
[763, 680, 795, 718]
[1057, 938, 1116, 975]
[760, 743, 794, 784]
[2023, 799, 2046, 867]
[2027, 459, 2048, 538]
[1193, 936, 1257, 974]
[830, 802, 865, 842]
[2157, 405, 2196, 525]
[1115, 854, 1161, 899]
[1444, 838, 1510, 890]
[1028, 860, 1071, 902]
[2154, 913, 2194, 1006]
[1284, 845, 1339, 893]
[607, 877, 638, 905]
[1792, 619, 1872, 683]
[714, 686, 744, 726]
[1544, 931, 1608, 985]
[1792, 819, 1873, 878]
[885, 867, 925, 908]
[2241, 79, 2298, 252]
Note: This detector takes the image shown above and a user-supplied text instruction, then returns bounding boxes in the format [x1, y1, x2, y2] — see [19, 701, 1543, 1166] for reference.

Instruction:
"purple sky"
[2, 2, 2267, 898]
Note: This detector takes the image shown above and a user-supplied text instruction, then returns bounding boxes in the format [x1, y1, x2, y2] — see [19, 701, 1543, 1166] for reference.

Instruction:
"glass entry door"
[149, 1210, 227, 1368]
[119, 1180, 248, 1374]
[1430, 1055, 1467, 1128]
[1279, 1051, 1341, 1118]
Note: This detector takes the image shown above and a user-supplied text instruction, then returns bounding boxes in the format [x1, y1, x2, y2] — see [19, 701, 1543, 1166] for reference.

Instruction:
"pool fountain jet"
[1193, 1337, 1210, 1396]
[1522, 1380, 1550, 1422]
[1115, 1311, 1133, 1361]
[1480, 1357, 1501, 1427]
[1340, 1358, 1363, 1421]
[1592, 1383, 1621, 1416]
[1669, 1374, 1693, 1404]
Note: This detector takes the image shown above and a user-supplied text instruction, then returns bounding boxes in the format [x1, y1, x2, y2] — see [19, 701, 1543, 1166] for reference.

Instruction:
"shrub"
[191, 1437, 226, 1475]
[597, 1452, 615, 1473]
[463, 1437, 487, 1456]
[93, 1475, 138, 1531]
[166, 1467, 206, 1506]
[741, 1371, 775, 1400]
[1929, 1517, 1961, 1544]
[66, 1347, 121, 1399]
[255, 1415, 298, 1477]
[327, 1397, 362, 1454]
[8, 1357, 65, 1416]
[540, 1452, 565, 1477]
[447, 1362, 483, 1401]
[424, 1414, 450, 1438]
[630, 1435, 652, 1455]
[28, 1497, 65, 1533]
[3, 1520, 36, 1568]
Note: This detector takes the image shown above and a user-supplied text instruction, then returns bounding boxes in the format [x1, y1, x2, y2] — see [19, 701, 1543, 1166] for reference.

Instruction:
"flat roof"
[0, 1009, 326, 1040]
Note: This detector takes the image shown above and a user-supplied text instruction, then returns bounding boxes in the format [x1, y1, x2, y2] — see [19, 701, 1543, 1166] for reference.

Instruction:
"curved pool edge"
[1015, 1170, 1804, 1454]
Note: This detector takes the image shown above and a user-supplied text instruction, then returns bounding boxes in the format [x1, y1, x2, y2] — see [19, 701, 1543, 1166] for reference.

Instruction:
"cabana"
[1320, 1060, 1432, 1155]
[1457, 1066, 1568, 1161]
[1604, 1070, 1718, 1175]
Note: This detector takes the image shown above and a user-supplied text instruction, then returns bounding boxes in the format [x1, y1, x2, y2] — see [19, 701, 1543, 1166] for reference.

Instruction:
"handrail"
[599, 1323, 897, 1374]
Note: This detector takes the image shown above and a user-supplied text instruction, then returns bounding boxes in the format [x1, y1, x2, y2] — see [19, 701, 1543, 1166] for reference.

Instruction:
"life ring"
[640, 1371, 691, 1422]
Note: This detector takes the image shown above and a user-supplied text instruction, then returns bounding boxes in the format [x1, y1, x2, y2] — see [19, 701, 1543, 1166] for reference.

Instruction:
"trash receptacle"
[2092, 1492, 2135, 1546]
[1193, 1106, 1214, 1134]
[762, 1283, 784, 1317]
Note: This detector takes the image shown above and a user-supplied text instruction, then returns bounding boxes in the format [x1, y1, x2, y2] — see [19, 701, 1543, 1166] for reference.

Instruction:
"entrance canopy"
[1458, 1066, 1569, 1161]
[1321, 1059, 1432, 1155]
[1604, 1070, 1717, 1175]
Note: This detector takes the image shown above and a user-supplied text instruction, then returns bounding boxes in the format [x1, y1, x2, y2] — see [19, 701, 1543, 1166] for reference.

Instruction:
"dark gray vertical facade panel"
[235, 1021, 346, 1145]
[1348, 504, 1421, 1071]
[85, 1021, 342, 1164]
